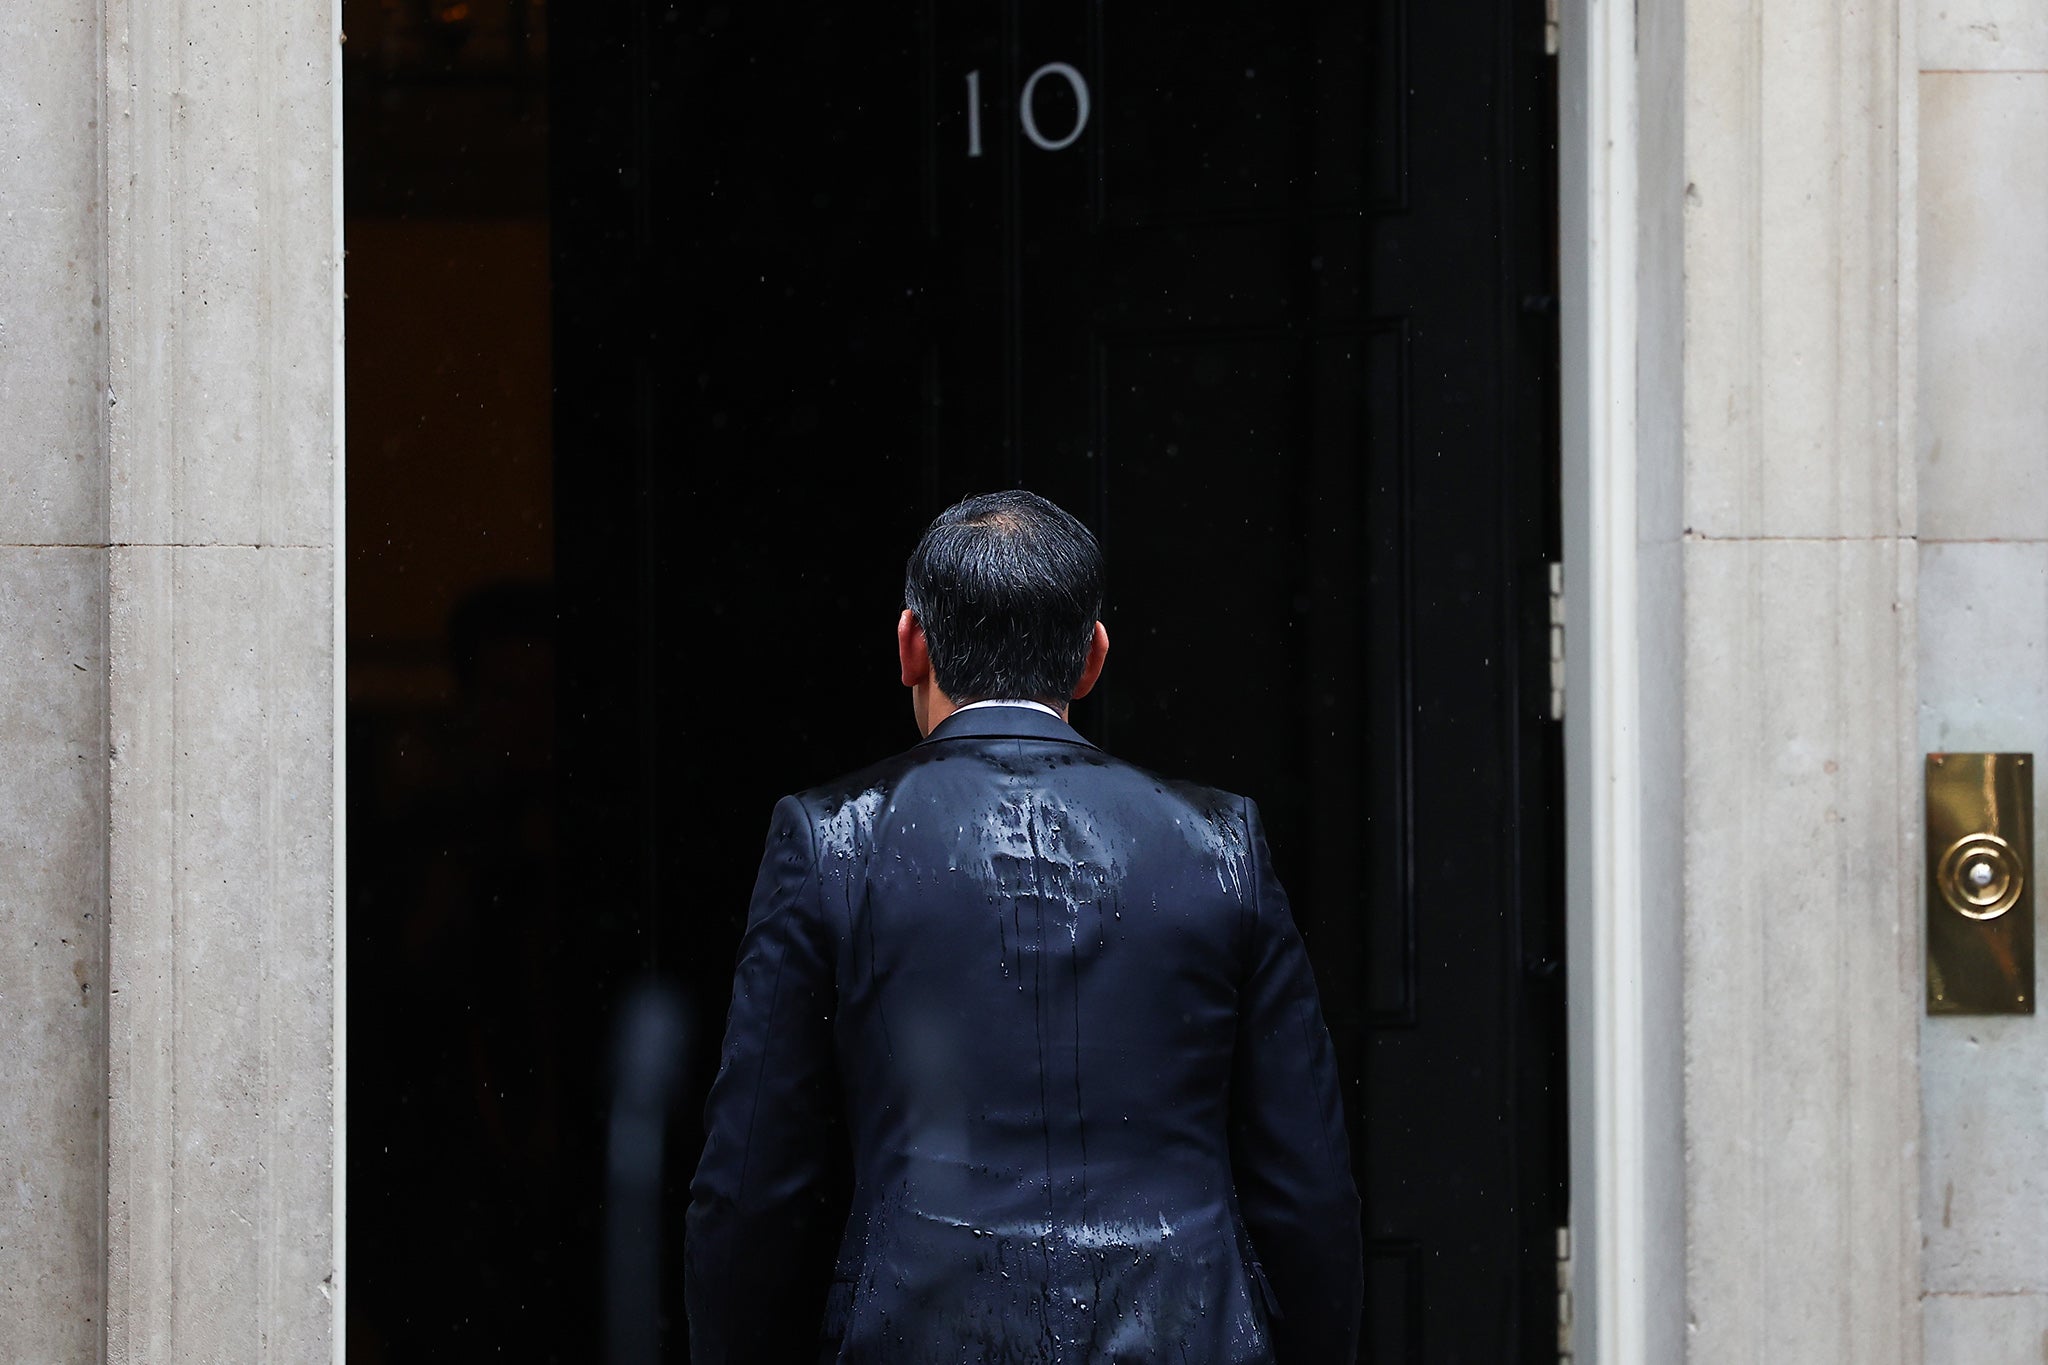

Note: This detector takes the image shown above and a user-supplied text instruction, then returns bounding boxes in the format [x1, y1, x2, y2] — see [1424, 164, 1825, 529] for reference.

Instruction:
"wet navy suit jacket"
[685, 703, 1363, 1364]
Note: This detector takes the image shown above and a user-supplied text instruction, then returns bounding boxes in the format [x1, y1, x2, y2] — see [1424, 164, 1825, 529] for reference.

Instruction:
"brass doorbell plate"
[1927, 753, 2034, 1015]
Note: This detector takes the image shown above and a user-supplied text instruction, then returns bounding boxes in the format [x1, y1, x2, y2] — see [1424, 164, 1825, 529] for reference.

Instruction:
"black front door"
[551, 1, 1563, 1358]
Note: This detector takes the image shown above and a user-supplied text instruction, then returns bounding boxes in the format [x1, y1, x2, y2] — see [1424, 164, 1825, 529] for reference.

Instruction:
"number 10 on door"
[966, 64, 1092, 157]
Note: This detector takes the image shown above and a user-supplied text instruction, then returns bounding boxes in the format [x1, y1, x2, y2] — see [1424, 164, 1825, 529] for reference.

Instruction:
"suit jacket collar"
[919, 703, 1100, 750]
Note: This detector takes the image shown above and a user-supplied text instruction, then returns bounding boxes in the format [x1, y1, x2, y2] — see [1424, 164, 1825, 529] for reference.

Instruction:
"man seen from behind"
[686, 489, 1363, 1363]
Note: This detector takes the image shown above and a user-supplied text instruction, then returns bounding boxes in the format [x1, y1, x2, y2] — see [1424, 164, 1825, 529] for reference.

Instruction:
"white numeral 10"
[966, 62, 1092, 157]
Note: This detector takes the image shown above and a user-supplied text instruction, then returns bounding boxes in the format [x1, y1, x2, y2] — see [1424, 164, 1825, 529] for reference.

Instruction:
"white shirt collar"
[951, 698, 1065, 721]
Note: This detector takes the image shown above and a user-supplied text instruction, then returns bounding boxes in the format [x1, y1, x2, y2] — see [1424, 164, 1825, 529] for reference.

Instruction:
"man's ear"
[1069, 621, 1110, 700]
[898, 609, 931, 688]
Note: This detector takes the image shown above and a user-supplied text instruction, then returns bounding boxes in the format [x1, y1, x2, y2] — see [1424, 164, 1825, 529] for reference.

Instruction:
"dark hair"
[903, 490, 1104, 704]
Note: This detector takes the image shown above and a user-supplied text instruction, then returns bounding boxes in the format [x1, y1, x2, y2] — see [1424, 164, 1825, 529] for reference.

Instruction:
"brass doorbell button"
[1937, 832, 2023, 920]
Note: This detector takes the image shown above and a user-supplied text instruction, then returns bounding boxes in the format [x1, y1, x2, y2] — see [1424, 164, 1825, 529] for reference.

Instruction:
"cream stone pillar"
[102, 0, 344, 1357]
[1, 0, 343, 1356]
[0, 2, 113, 1359]
[1673, 0, 1921, 1357]
[1568, 0, 1920, 1351]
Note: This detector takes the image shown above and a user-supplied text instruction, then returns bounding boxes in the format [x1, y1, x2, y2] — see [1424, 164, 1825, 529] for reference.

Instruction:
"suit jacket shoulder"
[787, 726, 1258, 918]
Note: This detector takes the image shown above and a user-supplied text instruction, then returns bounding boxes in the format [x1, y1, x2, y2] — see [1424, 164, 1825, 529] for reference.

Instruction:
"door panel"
[550, 0, 1563, 1358]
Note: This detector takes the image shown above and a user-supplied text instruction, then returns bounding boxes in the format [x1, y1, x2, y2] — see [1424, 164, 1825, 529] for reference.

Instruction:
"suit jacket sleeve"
[1229, 797, 1364, 1363]
[685, 795, 845, 1364]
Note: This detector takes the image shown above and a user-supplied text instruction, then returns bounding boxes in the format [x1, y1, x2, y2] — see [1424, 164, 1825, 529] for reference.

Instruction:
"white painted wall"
[1560, 0, 1691, 1355]
[1917, 10, 2048, 1357]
